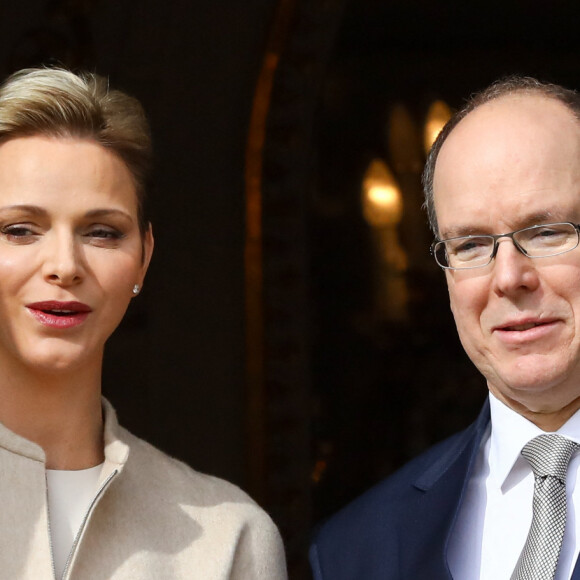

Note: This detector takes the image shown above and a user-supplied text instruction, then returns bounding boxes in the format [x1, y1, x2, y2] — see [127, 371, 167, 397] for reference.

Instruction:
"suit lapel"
[400, 400, 491, 579]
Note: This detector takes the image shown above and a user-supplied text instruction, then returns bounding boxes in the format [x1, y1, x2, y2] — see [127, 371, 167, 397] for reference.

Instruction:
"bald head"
[435, 93, 580, 240]
[434, 94, 580, 240]
[423, 77, 580, 236]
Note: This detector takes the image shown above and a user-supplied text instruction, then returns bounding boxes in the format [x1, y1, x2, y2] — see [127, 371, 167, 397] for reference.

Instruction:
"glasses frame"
[431, 222, 580, 270]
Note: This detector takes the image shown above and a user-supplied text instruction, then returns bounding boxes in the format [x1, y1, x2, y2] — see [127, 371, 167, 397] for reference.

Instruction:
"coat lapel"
[400, 400, 491, 579]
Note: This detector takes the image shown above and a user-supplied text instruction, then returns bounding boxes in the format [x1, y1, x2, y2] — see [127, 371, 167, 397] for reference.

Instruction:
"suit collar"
[414, 398, 490, 492]
[406, 398, 580, 579]
[397, 400, 490, 579]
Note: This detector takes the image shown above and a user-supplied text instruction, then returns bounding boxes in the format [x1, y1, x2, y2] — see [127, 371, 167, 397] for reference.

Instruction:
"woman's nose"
[42, 232, 85, 286]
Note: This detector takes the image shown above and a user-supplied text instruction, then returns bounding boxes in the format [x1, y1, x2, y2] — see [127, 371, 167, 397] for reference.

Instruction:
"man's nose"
[41, 232, 85, 286]
[490, 237, 539, 296]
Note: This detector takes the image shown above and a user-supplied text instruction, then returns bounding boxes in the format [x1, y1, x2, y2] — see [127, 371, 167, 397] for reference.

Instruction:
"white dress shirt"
[448, 392, 580, 580]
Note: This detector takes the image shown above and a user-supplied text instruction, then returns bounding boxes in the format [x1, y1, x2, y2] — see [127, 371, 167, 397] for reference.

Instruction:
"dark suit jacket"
[310, 401, 580, 579]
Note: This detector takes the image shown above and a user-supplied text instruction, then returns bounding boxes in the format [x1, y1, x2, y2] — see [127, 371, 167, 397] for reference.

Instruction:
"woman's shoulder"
[110, 426, 287, 577]
[102, 400, 259, 508]
[122, 428, 242, 494]
[88, 416, 288, 579]
[116, 425, 274, 524]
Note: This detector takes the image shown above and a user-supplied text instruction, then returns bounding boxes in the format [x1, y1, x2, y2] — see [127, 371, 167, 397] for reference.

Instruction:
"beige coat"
[0, 400, 287, 579]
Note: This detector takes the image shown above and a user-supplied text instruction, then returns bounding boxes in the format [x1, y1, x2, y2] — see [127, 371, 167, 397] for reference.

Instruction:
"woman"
[0, 67, 287, 580]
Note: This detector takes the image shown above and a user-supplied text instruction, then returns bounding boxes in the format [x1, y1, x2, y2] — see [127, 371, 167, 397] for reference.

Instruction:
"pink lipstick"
[26, 301, 91, 329]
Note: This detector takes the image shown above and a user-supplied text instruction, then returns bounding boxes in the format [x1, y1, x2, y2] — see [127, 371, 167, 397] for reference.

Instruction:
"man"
[310, 76, 580, 579]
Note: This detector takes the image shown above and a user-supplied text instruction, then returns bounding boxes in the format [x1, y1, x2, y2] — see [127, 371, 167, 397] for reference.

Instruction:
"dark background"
[3, 2, 580, 578]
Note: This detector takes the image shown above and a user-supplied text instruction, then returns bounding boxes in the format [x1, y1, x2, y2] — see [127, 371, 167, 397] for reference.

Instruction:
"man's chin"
[488, 372, 580, 414]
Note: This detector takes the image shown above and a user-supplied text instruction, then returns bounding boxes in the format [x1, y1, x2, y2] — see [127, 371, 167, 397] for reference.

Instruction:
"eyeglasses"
[431, 222, 580, 270]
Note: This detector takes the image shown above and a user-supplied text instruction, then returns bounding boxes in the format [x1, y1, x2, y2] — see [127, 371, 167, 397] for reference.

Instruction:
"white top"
[46, 464, 103, 579]
[448, 393, 580, 579]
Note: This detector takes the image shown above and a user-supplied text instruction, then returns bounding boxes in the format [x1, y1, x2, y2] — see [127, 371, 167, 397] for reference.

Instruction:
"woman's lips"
[26, 301, 91, 329]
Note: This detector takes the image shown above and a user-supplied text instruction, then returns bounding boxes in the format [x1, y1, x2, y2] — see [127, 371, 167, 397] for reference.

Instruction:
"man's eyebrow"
[439, 225, 490, 239]
[440, 211, 557, 239]
[517, 211, 557, 226]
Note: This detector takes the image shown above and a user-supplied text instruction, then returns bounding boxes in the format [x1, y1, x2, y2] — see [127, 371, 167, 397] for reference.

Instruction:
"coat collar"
[414, 398, 491, 492]
[99, 398, 130, 483]
[403, 398, 580, 580]
[399, 399, 491, 579]
[0, 397, 130, 478]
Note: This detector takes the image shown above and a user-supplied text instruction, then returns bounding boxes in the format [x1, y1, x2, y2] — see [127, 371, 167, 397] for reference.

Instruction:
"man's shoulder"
[310, 405, 490, 579]
[316, 427, 472, 538]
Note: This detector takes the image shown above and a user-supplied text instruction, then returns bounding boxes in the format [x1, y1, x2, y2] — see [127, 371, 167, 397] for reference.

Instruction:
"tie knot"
[521, 434, 580, 480]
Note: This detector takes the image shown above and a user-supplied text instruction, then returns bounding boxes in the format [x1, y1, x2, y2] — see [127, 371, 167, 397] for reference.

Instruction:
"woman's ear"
[139, 223, 154, 280]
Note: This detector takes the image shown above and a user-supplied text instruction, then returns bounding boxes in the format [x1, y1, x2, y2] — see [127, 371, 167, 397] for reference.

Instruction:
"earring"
[132, 284, 141, 295]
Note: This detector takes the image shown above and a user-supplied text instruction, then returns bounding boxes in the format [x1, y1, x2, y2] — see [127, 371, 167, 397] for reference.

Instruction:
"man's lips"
[498, 321, 550, 332]
[491, 318, 561, 344]
[26, 301, 92, 328]
[494, 317, 557, 332]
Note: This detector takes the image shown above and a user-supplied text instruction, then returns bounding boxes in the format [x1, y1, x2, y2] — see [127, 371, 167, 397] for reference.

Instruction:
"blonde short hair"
[0, 67, 152, 233]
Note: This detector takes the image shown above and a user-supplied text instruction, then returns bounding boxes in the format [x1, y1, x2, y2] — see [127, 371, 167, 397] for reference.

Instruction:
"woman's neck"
[0, 362, 104, 470]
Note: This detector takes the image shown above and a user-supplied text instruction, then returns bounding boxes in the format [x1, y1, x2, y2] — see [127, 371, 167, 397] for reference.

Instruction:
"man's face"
[433, 94, 580, 418]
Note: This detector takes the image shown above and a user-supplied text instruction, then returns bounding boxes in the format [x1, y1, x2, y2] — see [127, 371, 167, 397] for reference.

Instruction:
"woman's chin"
[19, 345, 101, 376]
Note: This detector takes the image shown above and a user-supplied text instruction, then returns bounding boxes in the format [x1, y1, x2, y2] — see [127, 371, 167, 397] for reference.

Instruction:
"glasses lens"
[433, 242, 449, 267]
[515, 223, 579, 257]
[435, 236, 494, 269]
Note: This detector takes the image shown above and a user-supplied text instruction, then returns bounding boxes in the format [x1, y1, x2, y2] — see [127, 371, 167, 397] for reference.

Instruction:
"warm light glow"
[362, 159, 403, 227]
[369, 183, 401, 206]
[424, 100, 452, 155]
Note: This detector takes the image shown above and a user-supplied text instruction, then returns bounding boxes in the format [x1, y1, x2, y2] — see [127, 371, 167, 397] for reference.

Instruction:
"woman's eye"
[0, 224, 38, 242]
[84, 226, 125, 242]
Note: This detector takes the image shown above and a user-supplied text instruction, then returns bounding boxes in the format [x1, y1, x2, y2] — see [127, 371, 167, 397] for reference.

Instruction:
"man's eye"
[527, 227, 569, 246]
[453, 239, 487, 255]
[456, 241, 478, 252]
[534, 228, 560, 237]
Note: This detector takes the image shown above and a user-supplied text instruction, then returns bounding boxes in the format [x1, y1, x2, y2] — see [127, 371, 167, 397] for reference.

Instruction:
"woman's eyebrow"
[0, 206, 135, 223]
[0, 204, 48, 216]
[84, 208, 134, 222]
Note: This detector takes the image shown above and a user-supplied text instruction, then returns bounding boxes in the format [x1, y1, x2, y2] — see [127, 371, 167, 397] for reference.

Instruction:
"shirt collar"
[488, 392, 580, 490]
